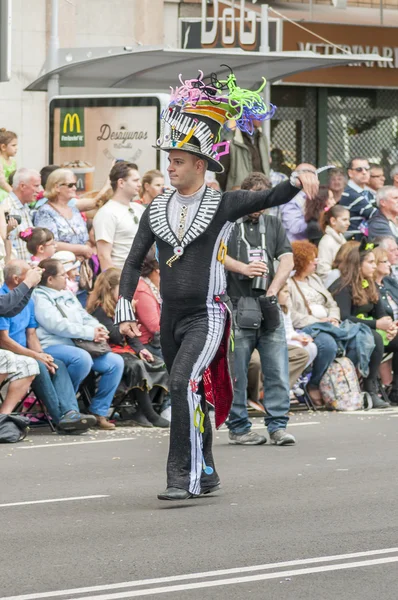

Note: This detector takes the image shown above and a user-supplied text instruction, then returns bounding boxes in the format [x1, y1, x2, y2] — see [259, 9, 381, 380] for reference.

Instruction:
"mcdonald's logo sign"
[60, 107, 85, 147]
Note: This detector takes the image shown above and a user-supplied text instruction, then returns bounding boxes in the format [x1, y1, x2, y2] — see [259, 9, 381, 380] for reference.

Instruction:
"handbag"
[0, 414, 30, 443]
[54, 300, 111, 358]
[235, 296, 262, 329]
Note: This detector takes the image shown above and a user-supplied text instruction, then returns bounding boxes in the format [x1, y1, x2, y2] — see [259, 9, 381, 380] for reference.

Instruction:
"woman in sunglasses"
[34, 168, 92, 260]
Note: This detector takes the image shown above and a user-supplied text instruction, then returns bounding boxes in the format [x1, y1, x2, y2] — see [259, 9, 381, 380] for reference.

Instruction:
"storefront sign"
[201, 0, 257, 49]
[282, 21, 398, 87]
[53, 105, 157, 192]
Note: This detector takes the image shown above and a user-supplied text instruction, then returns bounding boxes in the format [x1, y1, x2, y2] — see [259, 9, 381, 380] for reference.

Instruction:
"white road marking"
[15, 422, 320, 449]
[0, 495, 109, 508]
[71, 556, 398, 599]
[17, 438, 138, 450]
[3, 547, 398, 600]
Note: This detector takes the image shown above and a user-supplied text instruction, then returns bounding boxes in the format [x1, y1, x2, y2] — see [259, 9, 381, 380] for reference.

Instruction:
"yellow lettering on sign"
[63, 113, 81, 134]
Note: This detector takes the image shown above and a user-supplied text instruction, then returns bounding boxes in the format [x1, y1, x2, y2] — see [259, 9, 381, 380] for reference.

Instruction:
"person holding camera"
[225, 172, 296, 446]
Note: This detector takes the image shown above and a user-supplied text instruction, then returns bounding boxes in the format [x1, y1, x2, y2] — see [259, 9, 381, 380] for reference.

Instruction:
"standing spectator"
[340, 157, 377, 239]
[216, 122, 270, 191]
[368, 164, 386, 194]
[0, 129, 18, 204]
[391, 164, 398, 189]
[368, 187, 398, 243]
[0, 260, 94, 432]
[270, 148, 291, 177]
[136, 169, 164, 207]
[32, 258, 124, 430]
[225, 172, 295, 446]
[328, 168, 347, 203]
[317, 205, 350, 282]
[3, 168, 41, 261]
[33, 169, 92, 260]
[93, 162, 144, 271]
[305, 185, 336, 246]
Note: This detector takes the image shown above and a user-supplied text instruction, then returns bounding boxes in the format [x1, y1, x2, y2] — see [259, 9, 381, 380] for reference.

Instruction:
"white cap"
[52, 250, 80, 272]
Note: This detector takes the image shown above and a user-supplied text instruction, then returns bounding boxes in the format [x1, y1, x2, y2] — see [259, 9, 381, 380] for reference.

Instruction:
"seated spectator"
[288, 242, 340, 403]
[3, 168, 41, 261]
[19, 227, 57, 264]
[33, 169, 92, 260]
[87, 268, 170, 428]
[391, 164, 398, 189]
[94, 162, 145, 271]
[373, 236, 398, 284]
[328, 167, 347, 203]
[0, 129, 18, 204]
[368, 186, 398, 243]
[32, 259, 124, 430]
[329, 242, 398, 407]
[324, 240, 360, 289]
[133, 248, 162, 358]
[340, 157, 377, 240]
[52, 250, 80, 295]
[136, 169, 164, 207]
[305, 185, 336, 246]
[374, 246, 398, 315]
[0, 348, 38, 415]
[368, 164, 386, 194]
[290, 241, 378, 407]
[278, 283, 318, 390]
[317, 205, 350, 282]
[0, 260, 94, 432]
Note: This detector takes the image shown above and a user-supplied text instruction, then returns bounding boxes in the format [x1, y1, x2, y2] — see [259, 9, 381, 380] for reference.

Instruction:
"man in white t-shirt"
[93, 162, 145, 270]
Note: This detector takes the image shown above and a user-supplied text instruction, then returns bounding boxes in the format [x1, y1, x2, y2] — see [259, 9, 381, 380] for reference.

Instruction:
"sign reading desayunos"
[282, 21, 398, 87]
[54, 105, 157, 192]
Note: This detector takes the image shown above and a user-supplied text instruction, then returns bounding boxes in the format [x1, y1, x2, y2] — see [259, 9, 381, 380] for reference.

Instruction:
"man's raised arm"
[222, 164, 319, 223]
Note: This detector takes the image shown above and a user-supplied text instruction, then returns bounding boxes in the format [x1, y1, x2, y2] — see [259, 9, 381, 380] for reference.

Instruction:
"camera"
[248, 247, 268, 292]
[5, 213, 22, 225]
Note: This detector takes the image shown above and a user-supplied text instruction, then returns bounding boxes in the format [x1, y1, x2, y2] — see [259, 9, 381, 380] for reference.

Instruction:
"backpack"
[319, 357, 363, 411]
[0, 414, 30, 443]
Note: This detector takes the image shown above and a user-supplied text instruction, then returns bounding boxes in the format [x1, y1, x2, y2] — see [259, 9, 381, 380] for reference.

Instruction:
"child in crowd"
[19, 227, 57, 263]
[317, 204, 350, 282]
[278, 283, 318, 392]
[0, 129, 18, 203]
[52, 250, 80, 294]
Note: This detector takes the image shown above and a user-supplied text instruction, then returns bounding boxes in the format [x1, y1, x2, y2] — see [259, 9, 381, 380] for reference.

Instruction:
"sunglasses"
[60, 182, 77, 188]
[352, 167, 370, 173]
[370, 174, 385, 178]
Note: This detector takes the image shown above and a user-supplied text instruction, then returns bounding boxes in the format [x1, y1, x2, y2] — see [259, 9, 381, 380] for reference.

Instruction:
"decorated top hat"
[155, 69, 276, 173]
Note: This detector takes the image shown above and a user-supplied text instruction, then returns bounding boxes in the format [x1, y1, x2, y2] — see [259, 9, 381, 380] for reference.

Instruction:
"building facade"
[1, 0, 398, 173]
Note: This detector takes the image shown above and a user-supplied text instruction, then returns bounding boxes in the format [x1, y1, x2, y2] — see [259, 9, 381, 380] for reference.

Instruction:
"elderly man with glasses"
[369, 187, 398, 243]
[340, 157, 378, 240]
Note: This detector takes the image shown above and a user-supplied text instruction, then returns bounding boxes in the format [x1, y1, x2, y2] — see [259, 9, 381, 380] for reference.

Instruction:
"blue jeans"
[227, 318, 290, 435]
[31, 359, 79, 424]
[46, 345, 124, 416]
[302, 329, 338, 387]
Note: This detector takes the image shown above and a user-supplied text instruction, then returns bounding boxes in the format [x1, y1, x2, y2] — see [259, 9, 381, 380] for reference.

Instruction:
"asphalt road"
[1, 408, 398, 600]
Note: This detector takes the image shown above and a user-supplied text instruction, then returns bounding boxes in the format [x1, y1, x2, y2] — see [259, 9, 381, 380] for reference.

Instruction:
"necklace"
[142, 277, 161, 304]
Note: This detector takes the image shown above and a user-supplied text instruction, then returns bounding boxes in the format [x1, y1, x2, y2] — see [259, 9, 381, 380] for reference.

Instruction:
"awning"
[25, 46, 392, 92]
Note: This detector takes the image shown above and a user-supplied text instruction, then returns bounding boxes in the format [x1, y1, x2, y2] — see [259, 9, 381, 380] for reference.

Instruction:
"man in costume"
[115, 69, 319, 501]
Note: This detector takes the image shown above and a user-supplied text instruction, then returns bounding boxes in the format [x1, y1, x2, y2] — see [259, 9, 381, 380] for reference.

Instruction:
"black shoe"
[389, 389, 398, 406]
[130, 407, 154, 428]
[151, 416, 170, 428]
[371, 395, 390, 409]
[200, 484, 221, 496]
[157, 487, 193, 501]
[363, 380, 390, 409]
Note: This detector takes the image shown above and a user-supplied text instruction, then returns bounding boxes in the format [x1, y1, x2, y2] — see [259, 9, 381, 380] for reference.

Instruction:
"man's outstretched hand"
[119, 321, 141, 338]
[295, 163, 319, 200]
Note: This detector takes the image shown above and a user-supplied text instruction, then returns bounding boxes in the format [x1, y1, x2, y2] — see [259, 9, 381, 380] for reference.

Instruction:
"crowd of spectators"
[1, 121, 398, 443]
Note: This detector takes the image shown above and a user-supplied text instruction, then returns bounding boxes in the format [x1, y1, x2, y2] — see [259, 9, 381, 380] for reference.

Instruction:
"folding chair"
[0, 379, 56, 432]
